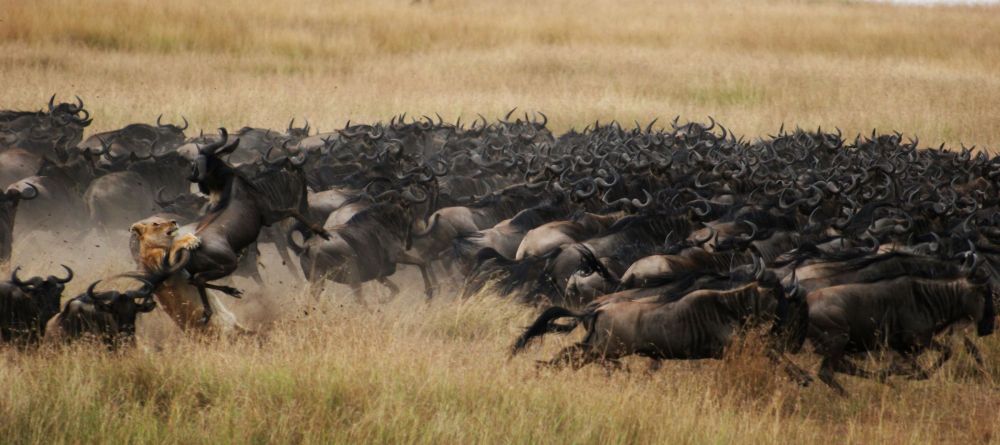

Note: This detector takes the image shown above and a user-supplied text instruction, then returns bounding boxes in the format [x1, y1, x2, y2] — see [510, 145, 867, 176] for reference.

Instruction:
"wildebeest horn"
[54, 265, 74, 284]
[538, 111, 548, 127]
[48, 94, 56, 112]
[573, 179, 597, 199]
[693, 225, 716, 246]
[199, 128, 229, 154]
[751, 252, 765, 281]
[631, 189, 653, 208]
[157, 114, 165, 127]
[263, 145, 286, 165]
[10, 267, 26, 287]
[288, 118, 295, 133]
[87, 280, 100, 299]
[504, 107, 517, 122]
[594, 169, 619, 188]
[131, 277, 155, 297]
[689, 198, 712, 217]
[402, 186, 429, 203]
[180, 116, 189, 130]
[155, 187, 176, 207]
[10, 182, 39, 201]
[740, 220, 758, 241]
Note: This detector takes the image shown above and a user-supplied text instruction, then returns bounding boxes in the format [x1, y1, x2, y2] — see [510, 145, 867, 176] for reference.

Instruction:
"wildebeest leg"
[817, 356, 849, 397]
[268, 225, 301, 277]
[306, 280, 325, 301]
[190, 269, 243, 324]
[201, 282, 243, 298]
[194, 285, 214, 325]
[904, 339, 952, 380]
[962, 336, 985, 367]
[376, 277, 399, 302]
[239, 243, 265, 286]
[766, 349, 813, 387]
[878, 340, 951, 381]
[287, 210, 330, 239]
[539, 344, 590, 370]
[349, 282, 368, 309]
[646, 358, 663, 374]
[398, 252, 435, 299]
[599, 358, 624, 376]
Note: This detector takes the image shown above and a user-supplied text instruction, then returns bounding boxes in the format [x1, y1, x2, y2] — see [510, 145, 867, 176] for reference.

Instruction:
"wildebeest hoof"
[219, 286, 243, 298]
[199, 310, 214, 325]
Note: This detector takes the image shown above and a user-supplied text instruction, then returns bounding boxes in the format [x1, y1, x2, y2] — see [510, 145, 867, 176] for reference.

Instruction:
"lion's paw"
[175, 234, 202, 251]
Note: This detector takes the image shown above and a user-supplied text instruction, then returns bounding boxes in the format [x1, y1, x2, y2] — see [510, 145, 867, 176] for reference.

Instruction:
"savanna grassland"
[2, 1, 1000, 444]
[2, 0, 1000, 146]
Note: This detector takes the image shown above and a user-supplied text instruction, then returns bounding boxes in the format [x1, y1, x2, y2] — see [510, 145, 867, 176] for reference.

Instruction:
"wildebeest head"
[9, 265, 73, 316]
[287, 118, 311, 139]
[47, 94, 92, 128]
[189, 128, 240, 194]
[84, 278, 157, 338]
[733, 253, 808, 352]
[154, 188, 208, 221]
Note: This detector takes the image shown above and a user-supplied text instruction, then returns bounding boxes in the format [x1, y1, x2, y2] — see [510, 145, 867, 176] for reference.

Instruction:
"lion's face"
[130, 216, 179, 249]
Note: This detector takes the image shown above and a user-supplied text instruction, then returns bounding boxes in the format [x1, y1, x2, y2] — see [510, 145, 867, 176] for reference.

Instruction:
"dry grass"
[4, 0, 1000, 443]
[1, 287, 999, 444]
[1, 0, 999, 147]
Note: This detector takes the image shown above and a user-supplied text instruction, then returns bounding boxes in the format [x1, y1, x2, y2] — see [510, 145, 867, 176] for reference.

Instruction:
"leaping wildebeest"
[182, 129, 329, 323]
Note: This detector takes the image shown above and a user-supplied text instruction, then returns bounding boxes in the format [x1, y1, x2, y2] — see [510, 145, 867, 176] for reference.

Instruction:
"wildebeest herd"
[0, 96, 996, 396]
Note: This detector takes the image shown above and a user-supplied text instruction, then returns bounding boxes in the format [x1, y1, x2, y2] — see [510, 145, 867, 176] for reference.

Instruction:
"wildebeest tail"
[452, 232, 485, 262]
[474, 247, 515, 269]
[413, 212, 440, 238]
[287, 225, 307, 256]
[511, 306, 583, 354]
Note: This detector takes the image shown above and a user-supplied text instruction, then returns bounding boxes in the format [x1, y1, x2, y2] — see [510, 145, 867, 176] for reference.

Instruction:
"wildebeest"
[295, 191, 434, 304]
[182, 129, 328, 323]
[45, 278, 157, 348]
[0, 95, 92, 158]
[806, 271, 995, 395]
[0, 265, 73, 344]
[512, 257, 810, 383]
[0, 182, 38, 267]
[76, 116, 188, 160]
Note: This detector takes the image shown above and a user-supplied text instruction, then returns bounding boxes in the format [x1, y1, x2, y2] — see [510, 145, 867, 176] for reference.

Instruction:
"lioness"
[130, 216, 248, 334]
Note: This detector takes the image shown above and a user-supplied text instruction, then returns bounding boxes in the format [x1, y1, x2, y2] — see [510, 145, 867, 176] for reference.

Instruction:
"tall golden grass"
[1, 0, 999, 147]
[3, 1, 1000, 443]
[1, 290, 998, 444]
